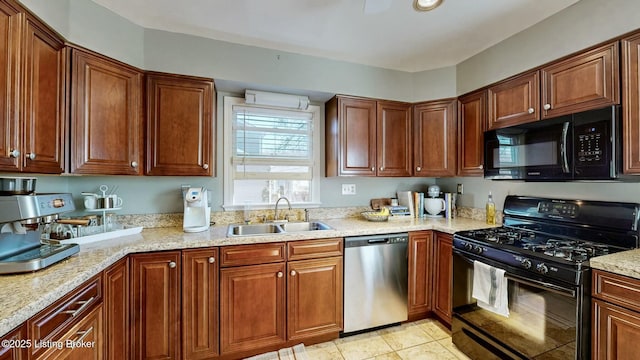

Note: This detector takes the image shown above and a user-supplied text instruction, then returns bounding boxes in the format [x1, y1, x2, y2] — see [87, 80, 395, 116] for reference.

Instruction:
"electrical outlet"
[342, 184, 356, 195]
[457, 183, 464, 194]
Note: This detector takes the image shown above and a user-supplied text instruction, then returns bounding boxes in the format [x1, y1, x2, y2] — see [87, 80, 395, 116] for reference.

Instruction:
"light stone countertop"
[590, 249, 640, 280]
[0, 216, 493, 338]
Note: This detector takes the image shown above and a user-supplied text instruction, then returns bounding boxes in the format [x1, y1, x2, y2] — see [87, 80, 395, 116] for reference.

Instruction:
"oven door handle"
[454, 250, 577, 298]
[504, 273, 576, 298]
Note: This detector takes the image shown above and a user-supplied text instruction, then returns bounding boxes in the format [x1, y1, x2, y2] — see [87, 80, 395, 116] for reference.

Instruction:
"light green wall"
[16, 0, 640, 215]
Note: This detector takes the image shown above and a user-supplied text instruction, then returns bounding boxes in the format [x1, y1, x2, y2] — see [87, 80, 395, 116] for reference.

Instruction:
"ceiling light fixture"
[413, 0, 443, 12]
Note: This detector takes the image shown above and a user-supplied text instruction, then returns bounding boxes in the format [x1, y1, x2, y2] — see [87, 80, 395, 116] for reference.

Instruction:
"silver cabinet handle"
[75, 326, 94, 342]
[277, 271, 283, 278]
[131, 161, 138, 168]
[416, 166, 421, 172]
[290, 270, 297, 276]
[62, 296, 95, 317]
[528, 108, 535, 114]
[203, 164, 209, 170]
[543, 104, 551, 110]
[208, 257, 215, 264]
[26, 153, 36, 160]
[168, 261, 176, 268]
[9, 149, 19, 158]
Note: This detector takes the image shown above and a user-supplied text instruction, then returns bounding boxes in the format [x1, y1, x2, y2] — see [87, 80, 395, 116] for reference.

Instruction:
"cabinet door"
[131, 252, 181, 360]
[146, 73, 214, 176]
[326, 96, 376, 176]
[377, 101, 412, 177]
[433, 232, 453, 325]
[593, 299, 640, 360]
[622, 32, 640, 174]
[287, 257, 343, 340]
[458, 90, 486, 176]
[487, 71, 539, 130]
[70, 49, 143, 175]
[104, 258, 128, 360]
[182, 248, 218, 360]
[220, 262, 286, 355]
[408, 231, 433, 320]
[20, 15, 66, 173]
[0, 2, 20, 171]
[0, 325, 26, 360]
[37, 304, 104, 360]
[541, 42, 619, 119]
[413, 99, 457, 177]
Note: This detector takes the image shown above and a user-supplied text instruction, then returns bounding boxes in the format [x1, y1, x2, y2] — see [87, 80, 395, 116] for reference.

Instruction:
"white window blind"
[223, 97, 320, 209]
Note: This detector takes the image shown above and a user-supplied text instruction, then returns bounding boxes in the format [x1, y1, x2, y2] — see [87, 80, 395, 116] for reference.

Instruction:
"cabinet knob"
[26, 153, 36, 160]
[371, 167, 375, 172]
[277, 271, 283, 278]
[416, 166, 421, 172]
[543, 103, 551, 110]
[379, 167, 383, 171]
[478, 165, 484, 169]
[8, 149, 19, 158]
[208, 257, 215, 264]
[168, 261, 176, 268]
[528, 108, 535, 114]
[203, 163, 209, 170]
[131, 161, 138, 168]
[290, 270, 297, 276]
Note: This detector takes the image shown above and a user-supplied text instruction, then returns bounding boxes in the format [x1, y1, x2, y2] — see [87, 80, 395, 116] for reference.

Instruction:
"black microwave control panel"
[575, 122, 606, 164]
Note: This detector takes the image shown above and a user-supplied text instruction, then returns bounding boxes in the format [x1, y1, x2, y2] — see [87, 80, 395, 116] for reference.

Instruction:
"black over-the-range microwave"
[484, 105, 629, 181]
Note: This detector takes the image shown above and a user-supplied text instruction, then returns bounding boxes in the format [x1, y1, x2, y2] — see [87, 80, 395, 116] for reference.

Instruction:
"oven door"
[484, 116, 572, 180]
[451, 249, 589, 360]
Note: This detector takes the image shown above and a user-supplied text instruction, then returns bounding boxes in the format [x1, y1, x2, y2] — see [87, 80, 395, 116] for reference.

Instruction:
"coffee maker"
[183, 187, 211, 233]
[0, 193, 79, 274]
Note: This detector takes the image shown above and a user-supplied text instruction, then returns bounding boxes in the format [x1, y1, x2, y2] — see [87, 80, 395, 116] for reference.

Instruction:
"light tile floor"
[305, 319, 471, 360]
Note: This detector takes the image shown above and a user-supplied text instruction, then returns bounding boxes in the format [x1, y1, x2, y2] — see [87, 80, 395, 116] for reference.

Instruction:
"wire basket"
[361, 211, 389, 222]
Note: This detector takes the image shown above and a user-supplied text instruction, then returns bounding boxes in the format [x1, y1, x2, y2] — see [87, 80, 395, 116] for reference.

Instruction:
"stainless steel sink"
[227, 221, 332, 237]
[227, 223, 284, 236]
[280, 221, 332, 232]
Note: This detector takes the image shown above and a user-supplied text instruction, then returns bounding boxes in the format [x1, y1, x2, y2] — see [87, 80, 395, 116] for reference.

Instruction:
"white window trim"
[222, 96, 321, 211]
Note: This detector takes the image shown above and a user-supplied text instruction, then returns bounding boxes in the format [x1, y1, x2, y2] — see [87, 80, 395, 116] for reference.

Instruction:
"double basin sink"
[227, 221, 332, 237]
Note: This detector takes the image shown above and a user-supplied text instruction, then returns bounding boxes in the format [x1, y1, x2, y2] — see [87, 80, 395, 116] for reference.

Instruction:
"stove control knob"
[473, 245, 483, 255]
[536, 263, 548, 274]
[464, 242, 473, 251]
[520, 259, 532, 269]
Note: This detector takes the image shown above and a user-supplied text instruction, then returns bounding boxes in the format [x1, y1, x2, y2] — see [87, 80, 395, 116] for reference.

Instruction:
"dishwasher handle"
[345, 233, 408, 248]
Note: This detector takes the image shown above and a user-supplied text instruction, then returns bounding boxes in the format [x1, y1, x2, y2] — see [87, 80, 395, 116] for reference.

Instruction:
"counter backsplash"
[116, 206, 503, 229]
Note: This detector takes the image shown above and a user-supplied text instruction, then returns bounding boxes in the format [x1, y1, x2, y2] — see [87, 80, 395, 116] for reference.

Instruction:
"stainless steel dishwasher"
[343, 233, 408, 334]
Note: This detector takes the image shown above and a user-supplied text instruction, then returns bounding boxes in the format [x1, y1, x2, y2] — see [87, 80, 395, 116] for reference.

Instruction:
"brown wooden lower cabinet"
[36, 304, 104, 360]
[408, 231, 433, 320]
[432, 232, 453, 325]
[131, 251, 181, 360]
[220, 262, 287, 355]
[287, 257, 343, 340]
[0, 325, 27, 360]
[104, 258, 128, 360]
[182, 248, 219, 360]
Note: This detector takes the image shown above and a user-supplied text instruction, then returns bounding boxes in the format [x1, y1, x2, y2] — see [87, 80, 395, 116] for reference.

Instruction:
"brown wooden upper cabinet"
[413, 99, 457, 177]
[326, 96, 411, 177]
[541, 42, 619, 119]
[146, 72, 214, 176]
[70, 48, 143, 175]
[0, 3, 66, 174]
[457, 90, 486, 176]
[487, 71, 539, 130]
[622, 31, 640, 174]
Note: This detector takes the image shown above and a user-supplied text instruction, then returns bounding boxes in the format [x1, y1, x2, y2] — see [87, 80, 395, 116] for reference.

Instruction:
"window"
[223, 96, 321, 209]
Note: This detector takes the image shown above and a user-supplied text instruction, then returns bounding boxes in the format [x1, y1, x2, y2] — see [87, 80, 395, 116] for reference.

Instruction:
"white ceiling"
[90, 0, 580, 72]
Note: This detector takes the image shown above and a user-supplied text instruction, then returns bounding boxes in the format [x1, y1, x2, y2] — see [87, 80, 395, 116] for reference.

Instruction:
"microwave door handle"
[561, 121, 570, 173]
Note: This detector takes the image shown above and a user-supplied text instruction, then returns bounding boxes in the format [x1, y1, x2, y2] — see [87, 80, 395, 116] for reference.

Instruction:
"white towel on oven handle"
[472, 260, 510, 317]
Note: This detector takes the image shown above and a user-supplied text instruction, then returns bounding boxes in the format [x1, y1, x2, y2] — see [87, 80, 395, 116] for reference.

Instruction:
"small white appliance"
[183, 187, 211, 233]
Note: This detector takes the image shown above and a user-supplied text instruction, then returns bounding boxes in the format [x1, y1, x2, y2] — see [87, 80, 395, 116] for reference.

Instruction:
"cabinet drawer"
[220, 243, 286, 267]
[28, 274, 102, 358]
[287, 238, 343, 261]
[593, 270, 640, 312]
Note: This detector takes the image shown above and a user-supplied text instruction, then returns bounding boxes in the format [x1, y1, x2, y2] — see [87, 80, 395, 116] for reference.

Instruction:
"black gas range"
[452, 195, 640, 360]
